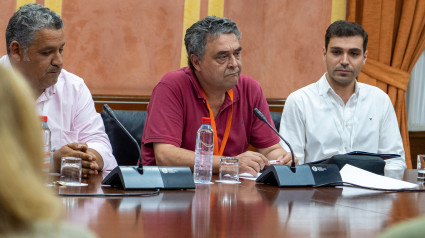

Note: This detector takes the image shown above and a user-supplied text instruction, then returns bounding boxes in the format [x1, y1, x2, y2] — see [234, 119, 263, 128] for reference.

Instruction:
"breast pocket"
[353, 114, 379, 148]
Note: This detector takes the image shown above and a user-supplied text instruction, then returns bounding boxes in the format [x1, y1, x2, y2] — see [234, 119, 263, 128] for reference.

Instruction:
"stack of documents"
[340, 164, 418, 190]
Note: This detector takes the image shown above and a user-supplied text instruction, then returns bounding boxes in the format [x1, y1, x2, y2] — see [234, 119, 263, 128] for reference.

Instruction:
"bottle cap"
[201, 117, 211, 123]
[40, 115, 48, 122]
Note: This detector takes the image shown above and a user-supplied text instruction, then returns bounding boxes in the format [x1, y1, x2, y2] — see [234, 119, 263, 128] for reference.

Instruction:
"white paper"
[340, 164, 418, 190]
[239, 172, 261, 180]
[55, 181, 88, 187]
[215, 180, 241, 184]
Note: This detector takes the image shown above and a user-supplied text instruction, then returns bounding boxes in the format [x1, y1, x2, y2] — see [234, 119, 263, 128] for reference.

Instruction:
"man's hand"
[53, 143, 99, 178]
[236, 151, 270, 177]
[257, 143, 299, 170]
[277, 151, 299, 165]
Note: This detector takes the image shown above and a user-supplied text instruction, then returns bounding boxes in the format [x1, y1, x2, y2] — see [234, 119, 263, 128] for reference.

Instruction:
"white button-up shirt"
[279, 73, 406, 170]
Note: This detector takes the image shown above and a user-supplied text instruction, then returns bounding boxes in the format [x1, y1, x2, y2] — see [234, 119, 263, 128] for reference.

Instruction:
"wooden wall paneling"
[93, 96, 285, 113]
[409, 131, 425, 169]
[0, 1, 331, 99]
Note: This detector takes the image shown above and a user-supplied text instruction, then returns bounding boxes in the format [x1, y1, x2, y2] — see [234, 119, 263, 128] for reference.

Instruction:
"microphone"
[100, 104, 195, 190]
[105, 105, 144, 175]
[253, 108, 342, 187]
[253, 108, 296, 172]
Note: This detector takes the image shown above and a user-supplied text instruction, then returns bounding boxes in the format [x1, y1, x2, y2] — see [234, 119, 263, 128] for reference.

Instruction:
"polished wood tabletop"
[50, 170, 425, 238]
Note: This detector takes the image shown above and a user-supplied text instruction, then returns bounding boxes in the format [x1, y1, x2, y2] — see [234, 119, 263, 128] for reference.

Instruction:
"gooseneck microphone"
[253, 108, 296, 172]
[100, 104, 195, 190]
[253, 108, 342, 187]
[102, 103, 145, 174]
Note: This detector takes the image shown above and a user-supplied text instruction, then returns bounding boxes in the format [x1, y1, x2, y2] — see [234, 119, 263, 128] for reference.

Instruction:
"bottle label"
[43, 151, 52, 173]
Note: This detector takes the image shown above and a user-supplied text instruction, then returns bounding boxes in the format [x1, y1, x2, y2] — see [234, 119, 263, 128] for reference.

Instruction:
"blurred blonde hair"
[0, 65, 60, 233]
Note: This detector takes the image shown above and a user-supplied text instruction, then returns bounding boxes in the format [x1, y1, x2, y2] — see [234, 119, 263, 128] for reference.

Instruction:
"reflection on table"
[49, 170, 425, 238]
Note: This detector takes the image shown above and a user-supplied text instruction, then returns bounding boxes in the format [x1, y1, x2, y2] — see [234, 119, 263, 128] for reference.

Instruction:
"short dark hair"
[184, 16, 241, 71]
[5, 3, 64, 56]
[325, 20, 368, 52]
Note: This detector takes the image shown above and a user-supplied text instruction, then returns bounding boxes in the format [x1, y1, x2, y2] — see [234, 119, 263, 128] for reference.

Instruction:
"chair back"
[101, 104, 146, 165]
[270, 111, 282, 132]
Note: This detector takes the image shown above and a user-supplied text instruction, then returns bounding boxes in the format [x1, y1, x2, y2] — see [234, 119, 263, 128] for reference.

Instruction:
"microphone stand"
[253, 108, 296, 172]
[101, 105, 195, 190]
[253, 108, 342, 187]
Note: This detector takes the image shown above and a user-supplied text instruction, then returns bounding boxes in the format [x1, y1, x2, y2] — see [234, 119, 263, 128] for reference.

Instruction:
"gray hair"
[184, 16, 241, 70]
[6, 3, 64, 56]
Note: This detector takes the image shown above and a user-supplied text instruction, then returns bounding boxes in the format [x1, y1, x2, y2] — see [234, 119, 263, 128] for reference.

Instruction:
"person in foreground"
[279, 20, 406, 169]
[1, 4, 117, 177]
[378, 215, 425, 238]
[0, 65, 96, 237]
[141, 16, 295, 176]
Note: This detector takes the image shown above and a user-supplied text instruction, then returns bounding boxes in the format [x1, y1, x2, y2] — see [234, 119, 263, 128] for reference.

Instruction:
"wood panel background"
[0, 0, 329, 98]
[410, 131, 425, 169]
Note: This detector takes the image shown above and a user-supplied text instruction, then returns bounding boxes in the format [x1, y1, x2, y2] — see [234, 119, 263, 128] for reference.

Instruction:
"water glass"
[60, 157, 82, 184]
[418, 154, 425, 181]
[219, 157, 239, 182]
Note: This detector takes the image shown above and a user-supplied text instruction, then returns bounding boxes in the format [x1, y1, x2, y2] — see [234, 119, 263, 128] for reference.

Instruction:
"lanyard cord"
[201, 89, 233, 156]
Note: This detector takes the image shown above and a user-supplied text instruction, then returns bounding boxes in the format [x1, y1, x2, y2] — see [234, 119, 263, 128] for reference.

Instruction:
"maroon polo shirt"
[141, 67, 279, 165]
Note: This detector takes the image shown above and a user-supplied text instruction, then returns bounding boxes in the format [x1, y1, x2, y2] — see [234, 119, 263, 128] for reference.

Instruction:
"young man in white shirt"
[279, 20, 406, 170]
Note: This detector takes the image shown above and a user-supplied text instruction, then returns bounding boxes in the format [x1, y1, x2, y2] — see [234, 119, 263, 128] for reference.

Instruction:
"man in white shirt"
[2, 4, 117, 176]
[279, 20, 406, 170]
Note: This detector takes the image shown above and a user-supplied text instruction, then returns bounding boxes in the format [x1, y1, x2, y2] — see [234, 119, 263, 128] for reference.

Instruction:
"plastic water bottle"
[193, 117, 214, 183]
[41, 116, 52, 172]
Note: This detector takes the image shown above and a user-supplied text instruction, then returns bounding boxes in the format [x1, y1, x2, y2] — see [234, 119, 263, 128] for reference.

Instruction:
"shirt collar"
[185, 67, 204, 100]
[1, 55, 13, 68]
[36, 84, 56, 104]
[185, 67, 239, 108]
[318, 73, 360, 96]
[45, 83, 56, 96]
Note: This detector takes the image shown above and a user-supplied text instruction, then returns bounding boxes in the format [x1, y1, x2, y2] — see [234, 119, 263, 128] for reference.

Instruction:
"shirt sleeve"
[142, 81, 185, 147]
[279, 93, 307, 164]
[249, 82, 281, 149]
[379, 95, 406, 170]
[74, 83, 117, 171]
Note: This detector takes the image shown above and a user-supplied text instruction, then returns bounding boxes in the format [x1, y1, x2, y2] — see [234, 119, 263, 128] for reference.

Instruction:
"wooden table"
[51, 170, 425, 238]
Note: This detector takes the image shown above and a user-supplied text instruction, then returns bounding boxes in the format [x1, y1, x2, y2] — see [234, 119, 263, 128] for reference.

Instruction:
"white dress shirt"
[279, 73, 406, 170]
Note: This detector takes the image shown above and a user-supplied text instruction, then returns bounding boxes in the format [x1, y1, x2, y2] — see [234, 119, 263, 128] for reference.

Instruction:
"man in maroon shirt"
[141, 16, 296, 176]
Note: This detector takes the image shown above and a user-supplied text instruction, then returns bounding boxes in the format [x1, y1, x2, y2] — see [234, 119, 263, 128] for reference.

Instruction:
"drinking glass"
[219, 157, 239, 182]
[60, 157, 82, 185]
[417, 154, 425, 181]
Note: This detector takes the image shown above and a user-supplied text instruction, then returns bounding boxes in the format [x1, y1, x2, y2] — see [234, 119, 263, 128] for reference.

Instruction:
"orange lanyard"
[201, 89, 233, 156]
